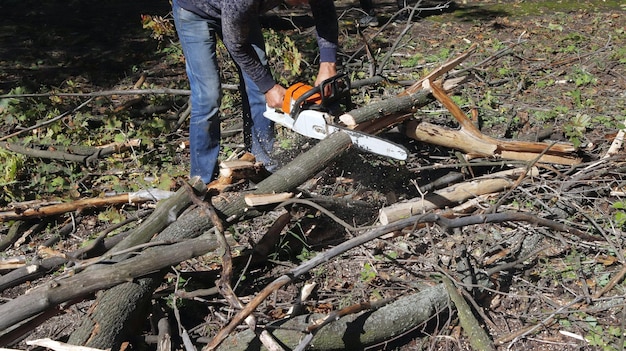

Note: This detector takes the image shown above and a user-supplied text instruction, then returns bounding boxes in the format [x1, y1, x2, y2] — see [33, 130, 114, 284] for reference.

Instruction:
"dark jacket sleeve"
[222, 0, 339, 93]
[309, 0, 338, 62]
[221, 0, 277, 93]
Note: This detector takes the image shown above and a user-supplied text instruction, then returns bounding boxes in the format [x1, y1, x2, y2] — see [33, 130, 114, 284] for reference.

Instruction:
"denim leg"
[240, 23, 277, 171]
[242, 71, 277, 171]
[172, 0, 222, 184]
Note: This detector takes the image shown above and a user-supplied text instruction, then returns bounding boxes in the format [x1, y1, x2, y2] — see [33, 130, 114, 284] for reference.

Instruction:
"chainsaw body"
[264, 73, 408, 161]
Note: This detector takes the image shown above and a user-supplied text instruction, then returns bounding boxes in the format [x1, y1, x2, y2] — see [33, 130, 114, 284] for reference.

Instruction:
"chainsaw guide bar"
[264, 73, 409, 161]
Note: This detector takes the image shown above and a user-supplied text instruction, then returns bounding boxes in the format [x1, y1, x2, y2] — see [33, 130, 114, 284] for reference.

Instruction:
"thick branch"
[215, 284, 449, 351]
[2, 139, 141, 164]
[339, 44, 477, 127]
[0, 232, 220, 333]
[379, 167, 539, 225]
[0, 188, 172, 222]
[0, 179, 207, 336]
[443, 277, 495, 351]
[404, 81, 580, 165]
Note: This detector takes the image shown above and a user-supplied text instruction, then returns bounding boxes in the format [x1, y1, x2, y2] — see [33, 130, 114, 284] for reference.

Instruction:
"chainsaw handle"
[290, 72, 352, 119]
[290, 85, 322, 119]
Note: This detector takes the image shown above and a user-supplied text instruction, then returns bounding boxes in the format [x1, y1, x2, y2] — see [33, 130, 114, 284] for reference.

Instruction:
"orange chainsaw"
[263, 73, 408, 160]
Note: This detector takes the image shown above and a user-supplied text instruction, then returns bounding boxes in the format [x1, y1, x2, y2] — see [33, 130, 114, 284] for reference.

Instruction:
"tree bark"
[0, 52, 474, 346]
[65, 132, 354, 349]
[378, 167, 539, 225]
[215, 284, 448, 351]
[0, 189, 173, 222]
[67, 273, 163, 348]
[404, 80, 580, 165]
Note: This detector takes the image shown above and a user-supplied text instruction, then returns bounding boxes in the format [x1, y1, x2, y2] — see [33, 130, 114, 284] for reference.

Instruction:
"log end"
[339, 113, 356, 127]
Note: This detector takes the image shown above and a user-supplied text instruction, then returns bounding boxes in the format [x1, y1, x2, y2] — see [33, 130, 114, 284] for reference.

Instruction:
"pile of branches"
[1, 43, 625, 351]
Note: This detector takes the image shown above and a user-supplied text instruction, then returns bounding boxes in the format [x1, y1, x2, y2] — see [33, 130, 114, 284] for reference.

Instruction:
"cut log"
[244, 192, 293, 207]
[208, 153, 272, 191]
[0, 50, 480, 347]
[404, 80, 581, 165]
[378, 167, 539, 225]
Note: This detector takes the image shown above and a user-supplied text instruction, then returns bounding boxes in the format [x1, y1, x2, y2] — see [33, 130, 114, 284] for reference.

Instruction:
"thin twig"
[0, 98, 93, 141]
[489, 142, 557, 213]
[203, 210, 600, 350]
[185, 182, 285, 351]
[0, 88, 191, 100]
[495, 297, 584, 347]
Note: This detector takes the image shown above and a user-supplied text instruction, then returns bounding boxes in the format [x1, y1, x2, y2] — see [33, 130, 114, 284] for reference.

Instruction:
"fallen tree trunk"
[0, 228, 222, 336]
[66, 132, 354, 349]
[1, 50, 476, 347]
[215, 284, 448, 351]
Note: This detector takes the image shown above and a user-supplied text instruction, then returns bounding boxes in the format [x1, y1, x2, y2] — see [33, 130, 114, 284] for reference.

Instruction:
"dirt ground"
[1, 0, 625, 350]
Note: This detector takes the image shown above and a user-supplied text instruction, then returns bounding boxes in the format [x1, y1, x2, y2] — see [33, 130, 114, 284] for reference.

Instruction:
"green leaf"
[548, 23, 563, 31]
[114, 133, 127, 143]
[612, 201, 626, 210]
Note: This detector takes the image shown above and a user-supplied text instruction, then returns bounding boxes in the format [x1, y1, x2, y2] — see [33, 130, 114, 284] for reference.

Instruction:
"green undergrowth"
[0, 84, 187, 207]
[0, 11, 325, 209]
[453, 0, 624, 19]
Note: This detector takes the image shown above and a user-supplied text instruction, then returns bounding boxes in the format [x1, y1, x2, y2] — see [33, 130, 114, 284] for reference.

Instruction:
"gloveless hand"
[314, 62, 337, 88]
[265, 84, 286, 108]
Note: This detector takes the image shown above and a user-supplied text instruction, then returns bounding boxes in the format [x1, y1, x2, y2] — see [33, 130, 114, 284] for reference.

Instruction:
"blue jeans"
[172, 0, 275, 184]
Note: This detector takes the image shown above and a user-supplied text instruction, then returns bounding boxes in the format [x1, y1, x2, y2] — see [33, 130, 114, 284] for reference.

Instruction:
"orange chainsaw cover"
[282, 82, 322, 114]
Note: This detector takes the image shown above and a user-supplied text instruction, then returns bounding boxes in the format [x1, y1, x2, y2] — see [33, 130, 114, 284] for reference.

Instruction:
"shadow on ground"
[0, 0, 171, 93]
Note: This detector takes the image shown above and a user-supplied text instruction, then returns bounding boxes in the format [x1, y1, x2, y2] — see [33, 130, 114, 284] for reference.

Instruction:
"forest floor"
[1, 0, 625, 350]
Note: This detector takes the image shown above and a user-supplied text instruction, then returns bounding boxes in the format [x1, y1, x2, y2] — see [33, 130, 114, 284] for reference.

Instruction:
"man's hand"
[265, 84, 286, 108]
[314, 62, 337, 88]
